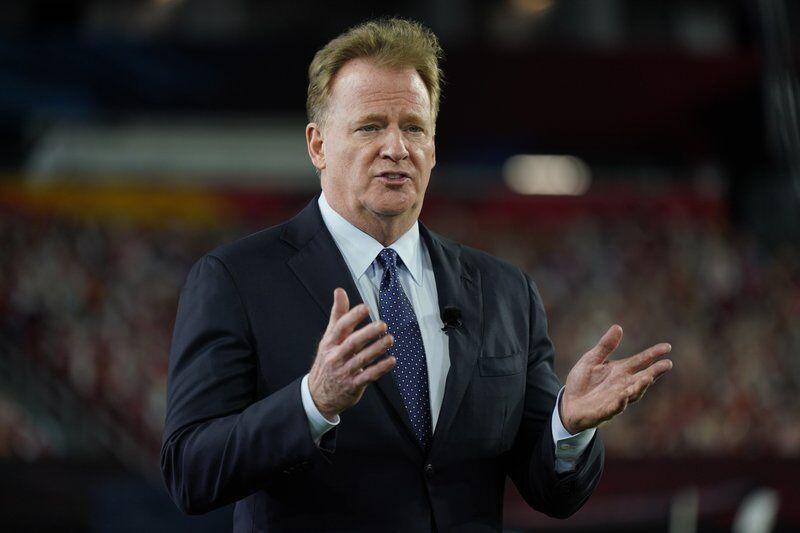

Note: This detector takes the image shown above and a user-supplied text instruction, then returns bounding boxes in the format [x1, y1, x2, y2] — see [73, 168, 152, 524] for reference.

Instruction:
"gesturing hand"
[559, 325, 673, 434]
[308, 288, 396, 420]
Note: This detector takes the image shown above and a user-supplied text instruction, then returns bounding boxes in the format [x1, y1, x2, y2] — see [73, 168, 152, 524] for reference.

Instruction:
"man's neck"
[323, 193, 416, 247]
[352, 215, 413, 247]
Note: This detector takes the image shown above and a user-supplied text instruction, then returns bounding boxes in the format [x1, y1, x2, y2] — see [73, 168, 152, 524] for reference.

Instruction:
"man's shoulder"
[427, 228, 529, 283]
[206, 197, 322, 269]
[204, 218, 298, 273]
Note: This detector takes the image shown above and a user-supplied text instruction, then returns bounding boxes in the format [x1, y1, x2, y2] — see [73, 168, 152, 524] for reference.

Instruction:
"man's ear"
[431, 134, 436, 169]
[305, 122, 325, 171]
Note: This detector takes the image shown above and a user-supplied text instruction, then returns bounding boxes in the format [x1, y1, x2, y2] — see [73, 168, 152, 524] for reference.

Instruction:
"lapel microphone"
[440, 306, 463, 332]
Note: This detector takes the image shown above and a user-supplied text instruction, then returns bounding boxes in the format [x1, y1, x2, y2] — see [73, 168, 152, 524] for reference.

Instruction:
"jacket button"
[424, 464, 435, 479]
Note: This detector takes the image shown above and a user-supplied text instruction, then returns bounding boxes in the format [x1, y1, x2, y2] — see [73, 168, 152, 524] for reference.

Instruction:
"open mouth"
[376, 172, 411, 183]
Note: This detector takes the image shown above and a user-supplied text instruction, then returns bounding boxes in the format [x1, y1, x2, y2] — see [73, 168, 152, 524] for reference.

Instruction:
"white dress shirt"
[300, 191, 595, 472]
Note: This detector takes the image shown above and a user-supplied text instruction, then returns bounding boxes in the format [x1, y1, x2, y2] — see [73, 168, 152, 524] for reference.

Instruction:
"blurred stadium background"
[1, 0, 798, 531]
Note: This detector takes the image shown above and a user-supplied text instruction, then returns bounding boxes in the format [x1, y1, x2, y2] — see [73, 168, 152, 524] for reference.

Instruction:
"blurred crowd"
[428, 207, 800, 458]
[0, 209, 238, 459]
[1, 196, 798, 463]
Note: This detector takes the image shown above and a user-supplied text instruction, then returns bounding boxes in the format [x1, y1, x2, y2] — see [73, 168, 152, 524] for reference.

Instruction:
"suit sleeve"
[503, 274, 604, 519]
[160, 254, 321, 515]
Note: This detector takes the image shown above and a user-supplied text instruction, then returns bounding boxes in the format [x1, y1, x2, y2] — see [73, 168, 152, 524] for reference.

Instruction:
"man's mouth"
[377, 172, 411, 182]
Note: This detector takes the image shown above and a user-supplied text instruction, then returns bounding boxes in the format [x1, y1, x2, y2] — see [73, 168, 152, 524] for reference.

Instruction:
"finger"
[335, 321, 389, 364]
[624, 343, 672, 373]
[325, 288, 350, 334]
[344, 333, 394, 374]
[631, 386, 648, 403]
[653, 362, 671, 383]
[628, 374, 654, 403]
[583, 324, 623, 365]
[635, 358, 673, 385]
[352, 355, 396, 387]
[329, 303, 371, 344]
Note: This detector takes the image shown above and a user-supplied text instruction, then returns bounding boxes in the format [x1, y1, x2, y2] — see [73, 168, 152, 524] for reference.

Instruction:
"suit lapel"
[283, 209, 363, 324]
[419, 224, 483, 460]
[282, 195, 423, 461]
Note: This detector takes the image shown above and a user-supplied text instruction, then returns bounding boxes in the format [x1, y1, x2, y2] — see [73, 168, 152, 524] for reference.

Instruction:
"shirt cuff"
[551, 386, 596, 473]
[300, 373, 340, 446]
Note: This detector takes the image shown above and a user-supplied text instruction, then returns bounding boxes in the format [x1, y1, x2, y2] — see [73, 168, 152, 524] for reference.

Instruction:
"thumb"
[583, 324, 623, 365]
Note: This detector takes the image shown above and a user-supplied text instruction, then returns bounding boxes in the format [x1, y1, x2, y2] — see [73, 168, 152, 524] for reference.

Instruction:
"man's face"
[308, 58, 436, 227]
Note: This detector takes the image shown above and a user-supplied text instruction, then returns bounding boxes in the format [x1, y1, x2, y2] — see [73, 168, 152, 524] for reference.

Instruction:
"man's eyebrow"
[353, 113, 388, 124]
[403, 112, 427, 125]
[352, 112, 429, 125]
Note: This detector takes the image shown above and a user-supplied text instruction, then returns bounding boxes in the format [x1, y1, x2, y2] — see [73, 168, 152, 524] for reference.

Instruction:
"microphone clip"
[440, 305, 463, 332]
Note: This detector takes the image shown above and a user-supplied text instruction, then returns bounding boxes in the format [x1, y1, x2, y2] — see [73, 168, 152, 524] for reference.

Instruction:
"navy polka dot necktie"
[376, 248, 432, 452]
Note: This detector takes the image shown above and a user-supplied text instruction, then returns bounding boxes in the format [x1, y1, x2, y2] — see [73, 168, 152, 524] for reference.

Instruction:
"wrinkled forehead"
[327, 59, 432, 119]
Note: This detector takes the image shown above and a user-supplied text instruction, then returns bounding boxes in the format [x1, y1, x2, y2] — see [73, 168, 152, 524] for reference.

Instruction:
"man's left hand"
[559, 325, 673, 434]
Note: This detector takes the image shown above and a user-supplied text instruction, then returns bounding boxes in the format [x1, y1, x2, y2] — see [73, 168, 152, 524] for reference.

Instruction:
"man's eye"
[406, 125, 424, 133]
[359, 124, 379, 132]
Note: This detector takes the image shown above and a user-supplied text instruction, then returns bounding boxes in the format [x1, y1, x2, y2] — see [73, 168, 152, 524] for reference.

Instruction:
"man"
[161, 18, 673, 532]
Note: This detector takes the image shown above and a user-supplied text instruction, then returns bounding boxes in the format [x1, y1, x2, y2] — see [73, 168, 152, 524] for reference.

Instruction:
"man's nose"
[379, 126, 409, 161]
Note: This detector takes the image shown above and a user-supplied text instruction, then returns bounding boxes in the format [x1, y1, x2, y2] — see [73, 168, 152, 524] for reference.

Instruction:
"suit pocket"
[478, 353, 525, 376]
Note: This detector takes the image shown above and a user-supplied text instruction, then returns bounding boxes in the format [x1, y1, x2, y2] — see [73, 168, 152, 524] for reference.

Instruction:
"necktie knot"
[377, 248, 399, 270]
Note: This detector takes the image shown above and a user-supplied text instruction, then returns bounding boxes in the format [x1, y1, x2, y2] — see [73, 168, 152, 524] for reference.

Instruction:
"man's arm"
[503, 275, 604, 519]
[160, 255, 321, 515]
[300, 373, 339, 447]
[551, 387, 596, 472]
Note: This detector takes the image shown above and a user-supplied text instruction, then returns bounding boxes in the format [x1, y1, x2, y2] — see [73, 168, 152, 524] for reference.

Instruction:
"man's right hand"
[308, 288, 396, 420]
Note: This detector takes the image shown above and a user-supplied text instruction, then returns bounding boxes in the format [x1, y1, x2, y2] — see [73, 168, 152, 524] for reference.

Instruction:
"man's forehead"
[329, 59, 431, 111]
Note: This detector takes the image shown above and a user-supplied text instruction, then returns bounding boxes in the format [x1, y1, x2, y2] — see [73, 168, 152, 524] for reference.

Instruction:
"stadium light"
[511, 0, 555, 16]
[503, 154, 592, 195]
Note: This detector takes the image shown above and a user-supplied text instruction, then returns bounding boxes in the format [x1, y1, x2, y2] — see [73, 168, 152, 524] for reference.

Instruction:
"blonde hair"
[306, 17, 444, 127]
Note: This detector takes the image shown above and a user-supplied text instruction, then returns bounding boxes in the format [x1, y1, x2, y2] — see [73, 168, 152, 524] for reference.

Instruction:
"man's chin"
[366, 198, 416, 218]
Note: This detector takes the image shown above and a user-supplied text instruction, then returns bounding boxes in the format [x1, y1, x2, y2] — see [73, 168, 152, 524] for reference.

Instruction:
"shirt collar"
[318, 191, 423, 286]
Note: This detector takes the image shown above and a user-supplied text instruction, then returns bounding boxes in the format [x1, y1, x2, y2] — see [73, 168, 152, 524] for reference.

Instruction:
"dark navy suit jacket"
[160, 195, 604, 532]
